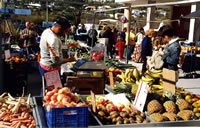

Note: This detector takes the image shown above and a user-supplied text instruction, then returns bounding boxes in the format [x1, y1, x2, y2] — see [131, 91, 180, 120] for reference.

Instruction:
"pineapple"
[163, 101, 177, 114]
[150, 113, 168, 122]
[177, 110, 194, 120]
[176, 99, 189, 111]
[147, 100, 163, 114]
[163, 112, 178, 121]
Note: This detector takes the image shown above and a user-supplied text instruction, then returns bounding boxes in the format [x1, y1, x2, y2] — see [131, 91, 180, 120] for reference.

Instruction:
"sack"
[147, 50, 164, 70]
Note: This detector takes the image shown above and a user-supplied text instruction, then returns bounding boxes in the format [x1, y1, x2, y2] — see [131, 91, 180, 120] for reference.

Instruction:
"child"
[113, 36, 125, 61]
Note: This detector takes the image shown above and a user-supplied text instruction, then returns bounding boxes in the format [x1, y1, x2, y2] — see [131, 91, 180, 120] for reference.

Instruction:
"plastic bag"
[91, 43, 105, 61]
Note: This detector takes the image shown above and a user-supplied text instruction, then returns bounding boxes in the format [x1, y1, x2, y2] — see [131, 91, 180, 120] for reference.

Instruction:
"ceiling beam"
[95, 0, 200, 13]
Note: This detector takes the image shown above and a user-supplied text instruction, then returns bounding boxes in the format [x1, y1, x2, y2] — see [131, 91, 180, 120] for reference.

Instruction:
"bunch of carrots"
[0, 93, 36, 128]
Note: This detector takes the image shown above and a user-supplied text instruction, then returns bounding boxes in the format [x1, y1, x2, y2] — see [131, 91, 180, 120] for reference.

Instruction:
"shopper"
[159, 27, 181, 71]
[20, 21, 37, 55]
[39, 17, 77, 95]
[103, 26, 114, 58]
[77, 23, 88, 44]
[113, 36, 125, 61]
[67, 25, 77, 40]
[126, 28, 136, 60]
[88, 25, 98, 47]
[141, 29, 154, 73]
[132, 27, 145, 62]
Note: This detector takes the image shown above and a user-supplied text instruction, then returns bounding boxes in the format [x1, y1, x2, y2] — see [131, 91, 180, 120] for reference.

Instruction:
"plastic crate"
[45, 106, 88, 128]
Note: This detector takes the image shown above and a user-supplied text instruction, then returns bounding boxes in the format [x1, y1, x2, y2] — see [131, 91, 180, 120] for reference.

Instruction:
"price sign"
[90, 91, 96, 113]
[109, 72, 114, 88]
[4, 49, 11, 59]
[133, 81, 149, 112]
[44, 70, 62, 89]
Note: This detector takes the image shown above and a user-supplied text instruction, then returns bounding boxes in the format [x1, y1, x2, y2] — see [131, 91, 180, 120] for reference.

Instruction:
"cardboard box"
[162, 68, 179, 82]
[163, 80, 176, 95]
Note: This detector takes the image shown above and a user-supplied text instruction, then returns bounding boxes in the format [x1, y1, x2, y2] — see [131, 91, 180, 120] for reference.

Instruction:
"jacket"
[141, 36, 152, 56]
[162, 41, 181, 70]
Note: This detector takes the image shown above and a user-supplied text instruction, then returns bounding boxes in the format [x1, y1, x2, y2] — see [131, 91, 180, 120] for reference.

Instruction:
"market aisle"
[27, 63, 42, 96]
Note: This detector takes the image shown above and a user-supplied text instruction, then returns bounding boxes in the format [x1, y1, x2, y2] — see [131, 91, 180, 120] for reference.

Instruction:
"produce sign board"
[90, 91, 96, 113]
[133, 81, 149, 112]
[44, 70, 62, 88]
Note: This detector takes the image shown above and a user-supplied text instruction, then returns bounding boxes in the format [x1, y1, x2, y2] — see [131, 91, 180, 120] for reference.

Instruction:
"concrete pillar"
[188, 3, 196, 42]
[124, 3, 131, 32]
[194, 3, 200, 41]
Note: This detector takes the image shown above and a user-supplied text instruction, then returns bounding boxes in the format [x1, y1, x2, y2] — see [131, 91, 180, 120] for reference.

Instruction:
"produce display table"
[32, 96, 102, 128]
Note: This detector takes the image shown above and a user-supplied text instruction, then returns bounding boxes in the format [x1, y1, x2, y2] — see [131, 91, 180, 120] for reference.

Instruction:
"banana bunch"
[116, 68, 164, 95]
[117, 69, 136, 84]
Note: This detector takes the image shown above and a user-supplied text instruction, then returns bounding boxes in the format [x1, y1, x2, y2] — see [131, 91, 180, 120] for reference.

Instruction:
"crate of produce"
[45, 106, 88, 128]
[43, 87, 89, 128]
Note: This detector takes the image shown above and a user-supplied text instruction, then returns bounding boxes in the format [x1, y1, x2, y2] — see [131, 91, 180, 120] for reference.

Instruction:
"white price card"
[4, 49, 11, 59]
[44, 70, 62, 89]
[133, 81, 149, 112]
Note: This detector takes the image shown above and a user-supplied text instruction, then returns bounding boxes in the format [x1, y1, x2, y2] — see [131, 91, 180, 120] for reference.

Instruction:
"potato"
[112, 118, 117, 123]
[116, 116, 123, 122]
[120, 112, 128, 118]
[143, 119, 150, 123]
[116, 120, 122, 125]
[104, 116, 111, 121]
[136, 115, 144, 122]
[98, 111, 105, 117]
[136, 120, 142, 123]
[129, 119, 135, 123]
[123, 118, 130, 124]
[129, 112, 136, 117]
[110, 113, 118, 119]
[97, 104, 106, 111]
[140, 112, 146, 118]
[109, 111, 118, 116]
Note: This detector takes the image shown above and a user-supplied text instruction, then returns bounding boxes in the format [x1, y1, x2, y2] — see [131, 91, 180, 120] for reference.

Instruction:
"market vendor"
[159, 27, 181, 71]
[39, 17, 77, 95]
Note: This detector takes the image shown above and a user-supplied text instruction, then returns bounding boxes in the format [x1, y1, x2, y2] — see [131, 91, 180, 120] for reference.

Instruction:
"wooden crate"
[66, 76, 104, 94]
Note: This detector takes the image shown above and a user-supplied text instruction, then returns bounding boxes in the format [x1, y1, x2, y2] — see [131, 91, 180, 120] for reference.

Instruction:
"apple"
[62, 87, 70, 94]
[49, 100, 58, 105]
[71, 95, 80, 103]
[51, 94, 58, 101]
[46, 91, 54, 97]
[76, 102, 86, 107]
[57, 94, 66, 102]
[70, 101, 77, 107]
[55, 104, 65, 108]
[44, 95, 51, 102]
[62, 96, 71, 104]
[52, 88, 59, 93]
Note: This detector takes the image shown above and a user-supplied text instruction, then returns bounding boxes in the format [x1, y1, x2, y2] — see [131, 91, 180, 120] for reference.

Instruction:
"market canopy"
[183, 9, 200, 19]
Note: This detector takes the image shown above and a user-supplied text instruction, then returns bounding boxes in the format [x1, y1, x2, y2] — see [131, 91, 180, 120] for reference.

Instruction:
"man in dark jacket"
[159, 27, 181, 71]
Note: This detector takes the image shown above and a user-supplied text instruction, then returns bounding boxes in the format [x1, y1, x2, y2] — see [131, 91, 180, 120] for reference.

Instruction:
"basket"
[45, 106, 88, 128]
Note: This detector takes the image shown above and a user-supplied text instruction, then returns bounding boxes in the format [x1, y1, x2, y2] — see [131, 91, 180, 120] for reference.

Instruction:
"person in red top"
[113, 36, 125, 61]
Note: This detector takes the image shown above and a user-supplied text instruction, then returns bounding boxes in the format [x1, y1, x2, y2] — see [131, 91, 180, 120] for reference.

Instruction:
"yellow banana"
[133, 68, 140, 81]
[152, 84, 163, 90]
[150, 70, 162, 74]
[144, 72, 154, 79]
[141, 76, 155, 85]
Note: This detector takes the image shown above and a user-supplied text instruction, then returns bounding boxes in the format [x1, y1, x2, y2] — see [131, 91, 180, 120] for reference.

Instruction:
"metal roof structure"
[95, 0, 200, 13]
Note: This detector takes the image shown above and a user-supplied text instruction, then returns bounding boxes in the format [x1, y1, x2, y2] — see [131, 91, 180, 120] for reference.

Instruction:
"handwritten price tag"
[90, 91, 96, 113]
[44, 70, 62, 88]
[4, 49, 11, 59]
[133, 81, 149, 112]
